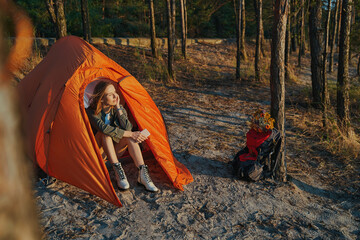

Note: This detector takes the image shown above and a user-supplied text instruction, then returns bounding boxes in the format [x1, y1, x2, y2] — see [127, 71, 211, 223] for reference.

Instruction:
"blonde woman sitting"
[86, 81, 158, 192]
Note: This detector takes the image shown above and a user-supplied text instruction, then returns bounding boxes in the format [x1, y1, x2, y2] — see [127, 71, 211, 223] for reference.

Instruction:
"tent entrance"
[82, 78, 155, 162]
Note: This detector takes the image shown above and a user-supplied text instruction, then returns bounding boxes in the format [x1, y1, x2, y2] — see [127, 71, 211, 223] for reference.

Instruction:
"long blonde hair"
[89, 81, 114, 115]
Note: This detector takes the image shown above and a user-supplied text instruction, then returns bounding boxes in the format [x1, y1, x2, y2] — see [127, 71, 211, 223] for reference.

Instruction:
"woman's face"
[102, 84, 117, 106]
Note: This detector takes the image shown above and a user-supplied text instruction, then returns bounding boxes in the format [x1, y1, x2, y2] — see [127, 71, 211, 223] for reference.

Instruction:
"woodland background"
[1, 0, 360, 238]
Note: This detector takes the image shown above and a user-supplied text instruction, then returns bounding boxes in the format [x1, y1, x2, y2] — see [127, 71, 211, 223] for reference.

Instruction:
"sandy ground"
[33, 43, 360, 239]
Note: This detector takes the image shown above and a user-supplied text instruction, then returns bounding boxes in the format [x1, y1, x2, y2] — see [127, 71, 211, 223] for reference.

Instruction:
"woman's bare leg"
[127, 139, 145, 168]
[95, 132, 107, 160]
[98, 132, 145, 168]
[115, 138, 144, 168]
[100, 133, 120, 164]
[114, 137, 158, 192]
[99, 133, 130, 189]
[114, 138, 128, 159]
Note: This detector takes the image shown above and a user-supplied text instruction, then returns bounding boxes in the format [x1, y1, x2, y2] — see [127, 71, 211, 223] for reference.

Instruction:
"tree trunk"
[235, 0, 241, 81]
[323, 1, 331, 80]
[329, 0, 339, 72]
[322, 0, 332, 127]
[285, 0, 291, 81]
[260, 11, 266, 57]
[166, 0, 175, 81]
[290, 2, 297, 53]
[255, 0, 262, 81]
[0, 2, 40, 239]
[253, 0, 265, 58]
[309, 0, 323, 108]
[357, 55, 360, 76]
[184, 0, 188, 53]
[149, 0, 158, 58]
[102, 0, 105, 19]
[45, 0, 58, 37]
[46, 0, 67, 39]
[45, 0, 56, 25]
[337, 0, 343, 51]
[337, 0, 352, 136]
[171, 0, 176, 60]
[81, 0, 91, 42]
[270, 0, 288, 182]
[180, 0, 187, 59]
[348, 3, 355, 63]
[55, 0, 67, 39]
[297, 0, 305, 67]
[240, 0, 247, 61]
[300, 0, 306, 55]
[291, 28, 297, 52]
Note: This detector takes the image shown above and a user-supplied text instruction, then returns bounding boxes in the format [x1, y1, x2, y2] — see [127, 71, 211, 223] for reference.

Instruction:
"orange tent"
[18, 36, 193, 207]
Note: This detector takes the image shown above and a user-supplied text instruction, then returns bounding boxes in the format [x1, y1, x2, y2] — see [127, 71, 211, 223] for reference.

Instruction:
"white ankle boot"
[112, 162, 129, 190]
[138, 165, 159, 192]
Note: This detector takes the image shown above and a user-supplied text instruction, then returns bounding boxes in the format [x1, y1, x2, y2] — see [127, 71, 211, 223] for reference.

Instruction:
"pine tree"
[337, 0, 353, 135]
[180, 0, 187, 59]
[81, 0, 91, 42]
[149, 0, 158, 58]
[309, 0, 323, 108]
[166, 0, 176, 81]
[45, 0, 67, 39]
[270, 0, 289, 182]
[254, 0, 263, 81]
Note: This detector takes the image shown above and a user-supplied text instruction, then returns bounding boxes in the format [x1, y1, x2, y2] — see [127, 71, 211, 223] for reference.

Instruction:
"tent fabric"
[18, 36, 193, 207]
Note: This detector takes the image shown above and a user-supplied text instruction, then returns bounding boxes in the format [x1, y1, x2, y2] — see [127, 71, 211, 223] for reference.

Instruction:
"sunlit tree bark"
[329, 0, 339, 72]
[149, 0, 158, 58]
[166, 0, 176, 81]
[254, 0, 262, 81]
[285, 0, 291, 81]
[270, 0, 288, 182]
[234, 0, 242, 80]
[297, 0, 305, 67]
[180, 0, 187, 59]
[45, 0, 67, 39]
[322, 0, 331, 127]
[309, 0, 323, 108]
[290, 2, 297, 52]
[240, 0, 247, 61]
[81, 0, 91, 42]
[337, 0, 352, 136]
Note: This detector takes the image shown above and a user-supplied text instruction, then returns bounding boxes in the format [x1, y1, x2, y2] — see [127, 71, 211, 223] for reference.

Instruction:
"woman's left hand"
[131, 131, 148, 143]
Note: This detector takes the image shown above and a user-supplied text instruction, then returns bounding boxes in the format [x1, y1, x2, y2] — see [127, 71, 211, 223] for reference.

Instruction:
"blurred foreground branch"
[0, 0, 40, 239]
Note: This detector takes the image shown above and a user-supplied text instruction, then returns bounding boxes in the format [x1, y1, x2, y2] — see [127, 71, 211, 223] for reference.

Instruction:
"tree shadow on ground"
[158, 83, 270, 103]
[160, 104, 249, 141]
[162, 109, 245, 136]
[163, 106, 242, 121]
[290, 177, 359, 202]
[173, 151, 234, 180]
[35, 180, 113, 210]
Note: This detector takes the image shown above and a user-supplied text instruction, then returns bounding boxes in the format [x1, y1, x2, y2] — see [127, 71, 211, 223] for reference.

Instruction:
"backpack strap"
[270, 131, 283, 178]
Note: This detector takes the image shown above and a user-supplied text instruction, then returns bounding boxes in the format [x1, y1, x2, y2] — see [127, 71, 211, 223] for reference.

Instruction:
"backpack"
[232, 128, 282, 181]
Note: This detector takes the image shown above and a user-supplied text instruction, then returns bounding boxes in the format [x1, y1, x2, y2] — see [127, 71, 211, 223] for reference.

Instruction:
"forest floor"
[24, 40, 360, 239]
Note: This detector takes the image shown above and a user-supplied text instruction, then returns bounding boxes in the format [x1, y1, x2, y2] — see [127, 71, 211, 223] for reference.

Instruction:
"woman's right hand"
[131, 131, 148, 143]
[114, 93, 121, 109]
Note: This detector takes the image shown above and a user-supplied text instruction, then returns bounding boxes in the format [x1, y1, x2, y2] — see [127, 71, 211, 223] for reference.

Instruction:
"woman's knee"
[100, 133, 113, 143]
[127, 138, 138, 145]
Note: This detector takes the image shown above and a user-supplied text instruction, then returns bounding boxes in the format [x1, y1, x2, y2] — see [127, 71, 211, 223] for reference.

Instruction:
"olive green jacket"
[86, 106, 132, 143]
